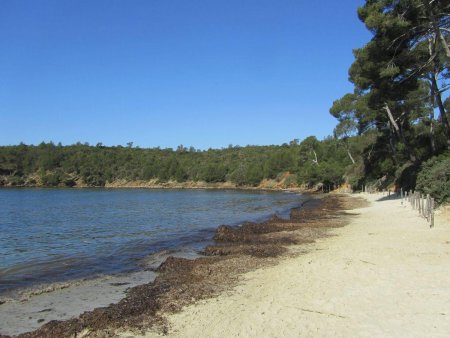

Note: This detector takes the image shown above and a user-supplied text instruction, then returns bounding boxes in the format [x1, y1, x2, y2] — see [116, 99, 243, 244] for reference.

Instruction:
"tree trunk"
[387, 121, 399, 165]
[311, 150, 319, 165]
[347, 149, 356, 164]
[427, 37, 438, 154]
[426, 78, 437, 155]
[340, 139, 356, 164]
[430, 111, 437, 154]
[384, 103, 400, 134]
[427, 29, 450, 150]
[438, 29, 450, 59]
[430, 71, 450, 151]
[384, 103, 416, 162]
[423, 0, 450, 59]
[367, 143, 375, 161]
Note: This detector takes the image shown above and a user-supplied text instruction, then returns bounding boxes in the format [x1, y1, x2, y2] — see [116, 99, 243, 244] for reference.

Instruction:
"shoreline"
[0, 191, 313, 337]
[137, 193, 450, 337]
[0, 178, 313, 192]
[0, 189, 304, 299]
[0, 193, 354, 338]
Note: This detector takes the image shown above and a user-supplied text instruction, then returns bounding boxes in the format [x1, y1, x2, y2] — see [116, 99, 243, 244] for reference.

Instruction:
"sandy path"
[135, 193, 450, 338]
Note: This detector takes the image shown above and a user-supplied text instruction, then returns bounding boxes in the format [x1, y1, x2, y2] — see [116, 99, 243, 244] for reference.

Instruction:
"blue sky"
[0, 0, 371, 149]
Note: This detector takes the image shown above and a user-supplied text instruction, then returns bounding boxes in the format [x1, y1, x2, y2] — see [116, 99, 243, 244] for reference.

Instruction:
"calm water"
[0, 188, 304, 294]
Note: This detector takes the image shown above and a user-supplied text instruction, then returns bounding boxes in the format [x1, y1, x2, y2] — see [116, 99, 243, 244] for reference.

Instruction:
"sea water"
[0, 188, 303, 295]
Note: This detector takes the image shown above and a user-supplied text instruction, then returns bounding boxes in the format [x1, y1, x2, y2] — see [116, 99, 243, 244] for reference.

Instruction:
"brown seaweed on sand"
[10, 194, 367, 338]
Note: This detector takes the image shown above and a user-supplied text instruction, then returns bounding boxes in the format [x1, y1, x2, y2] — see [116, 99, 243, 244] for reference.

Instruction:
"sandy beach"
[2, 193, 349, 338]
[130, 193, 450, 338]
[3, 192, 449, 338]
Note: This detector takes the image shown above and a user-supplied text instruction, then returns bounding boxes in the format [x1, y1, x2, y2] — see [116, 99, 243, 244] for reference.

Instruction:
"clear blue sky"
[0, 0, 371, 149]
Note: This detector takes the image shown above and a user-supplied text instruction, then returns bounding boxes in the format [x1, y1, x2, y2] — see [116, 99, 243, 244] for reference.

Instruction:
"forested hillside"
[0, 138, 353, 189]
[0, 0, 449, 203]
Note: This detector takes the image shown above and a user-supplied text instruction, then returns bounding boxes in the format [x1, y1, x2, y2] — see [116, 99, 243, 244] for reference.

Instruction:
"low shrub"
[416, 153, 450, 205]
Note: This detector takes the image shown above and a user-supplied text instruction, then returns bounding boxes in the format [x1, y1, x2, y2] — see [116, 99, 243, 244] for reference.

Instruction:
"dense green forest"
[0, 138, 353, 189]
[0, 0, 449, 203]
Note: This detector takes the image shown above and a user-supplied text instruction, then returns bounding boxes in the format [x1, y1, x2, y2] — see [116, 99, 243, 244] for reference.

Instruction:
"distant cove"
[0, 188, 304, 295]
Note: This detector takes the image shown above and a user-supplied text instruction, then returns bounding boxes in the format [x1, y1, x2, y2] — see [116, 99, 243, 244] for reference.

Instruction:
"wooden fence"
[360, 185, 435, 228]
[400, 188, 435, 228]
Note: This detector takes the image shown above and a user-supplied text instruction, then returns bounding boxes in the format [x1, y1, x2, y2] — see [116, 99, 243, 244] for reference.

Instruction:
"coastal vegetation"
[0, 0, 449, 203]
[0, 138, 352, 190]
[330, 0, 450, 202]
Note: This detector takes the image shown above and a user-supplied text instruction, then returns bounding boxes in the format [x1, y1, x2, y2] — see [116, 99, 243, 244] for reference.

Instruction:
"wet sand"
[0, 271, 156, 336]
[0, 249, 201, 337]
[1, 193, 359, 337]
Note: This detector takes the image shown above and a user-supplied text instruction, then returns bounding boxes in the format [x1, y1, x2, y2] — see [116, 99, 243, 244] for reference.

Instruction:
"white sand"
[135, 193, 450, 338]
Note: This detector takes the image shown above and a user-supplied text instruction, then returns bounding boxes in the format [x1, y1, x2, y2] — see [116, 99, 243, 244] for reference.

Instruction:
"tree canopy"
[0, 138, 354, 189]
[330, 0, 449, 194]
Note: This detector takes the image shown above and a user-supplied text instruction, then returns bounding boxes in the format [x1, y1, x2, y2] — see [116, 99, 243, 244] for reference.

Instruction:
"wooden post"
[419, 193, 423, 215]
[417, 193, 420, 211]
[421, 194, 425, 217]
[401, 188, 403, 205]
[430, 198, 435, 228]
[420, 194, 423, 216]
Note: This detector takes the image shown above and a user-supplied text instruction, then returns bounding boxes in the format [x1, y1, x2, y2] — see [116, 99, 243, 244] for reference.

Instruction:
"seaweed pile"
[4, 194, 367, 338]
